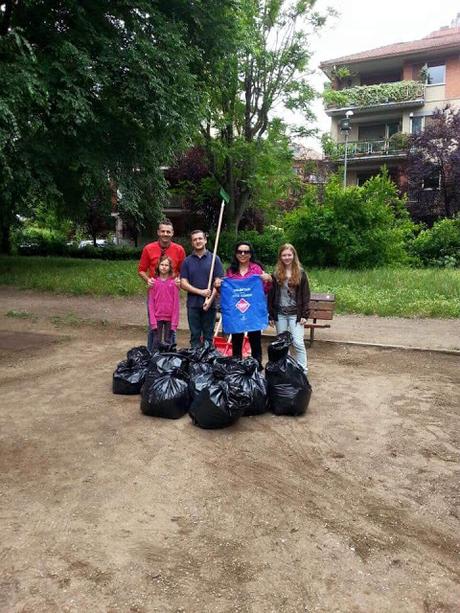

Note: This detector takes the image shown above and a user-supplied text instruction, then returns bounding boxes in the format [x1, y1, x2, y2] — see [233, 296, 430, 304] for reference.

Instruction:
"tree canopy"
[0, 0, 238, 251]
[200, 0, 331, 231]
[407, 105, 460, 222]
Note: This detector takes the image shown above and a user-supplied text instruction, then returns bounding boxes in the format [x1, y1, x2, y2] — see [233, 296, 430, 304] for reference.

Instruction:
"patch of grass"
[308, 267, 460, 318]
[0, 255, 143, 297]
[1, 255, 459, 318]
[50, 313, 86, 327]
[6, 309, 36, 319]
[49, 313, 111, 328]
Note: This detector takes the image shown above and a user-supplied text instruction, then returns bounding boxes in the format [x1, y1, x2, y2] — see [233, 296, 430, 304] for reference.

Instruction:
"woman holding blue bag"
[215, 241, 271, 366]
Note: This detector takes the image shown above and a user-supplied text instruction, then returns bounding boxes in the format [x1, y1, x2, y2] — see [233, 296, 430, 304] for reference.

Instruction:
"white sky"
[293, 0, 460, 150]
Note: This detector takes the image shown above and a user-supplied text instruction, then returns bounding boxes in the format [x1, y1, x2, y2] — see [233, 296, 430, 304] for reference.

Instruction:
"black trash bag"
[140, 368, 190, 419]
[127, 345, 151, 365]
[267, 331, 293, 362]
[225, 358, 268, 416]
[188, 361, 214, 379]
[189, 380, 242, 429]
[188, 359, 231, 401]
[113, 345, 151, 395]
[157, 341, 177, 353]
[113, 359, 148, 395]
[189, 368, 215, 400]
[180, 341, 221, 364]
[212, 356, 251, 374]
[148, 352, 189, 376]
[266, 356, 312, 416]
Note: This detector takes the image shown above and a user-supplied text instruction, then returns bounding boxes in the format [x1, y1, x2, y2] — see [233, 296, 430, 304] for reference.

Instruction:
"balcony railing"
[324, 80, 425, 111]
[325, 139, 408, 161]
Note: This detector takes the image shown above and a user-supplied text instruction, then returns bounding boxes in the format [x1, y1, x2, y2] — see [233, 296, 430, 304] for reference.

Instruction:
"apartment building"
[319, 20, 460, 189]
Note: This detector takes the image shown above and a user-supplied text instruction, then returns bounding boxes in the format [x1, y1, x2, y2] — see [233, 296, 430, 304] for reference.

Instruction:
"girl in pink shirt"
[148, 256, 180, 351]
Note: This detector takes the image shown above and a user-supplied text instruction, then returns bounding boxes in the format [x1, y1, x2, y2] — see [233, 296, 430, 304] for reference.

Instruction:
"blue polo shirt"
[180, 250, 224, 308]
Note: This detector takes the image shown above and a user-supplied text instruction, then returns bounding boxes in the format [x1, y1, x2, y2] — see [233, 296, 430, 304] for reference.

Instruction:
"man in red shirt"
[138, 219, 185, 350]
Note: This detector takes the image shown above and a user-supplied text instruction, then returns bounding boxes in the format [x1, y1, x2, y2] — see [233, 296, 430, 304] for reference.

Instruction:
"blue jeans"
[187, 307, 217, 347]
[275, 314, 308, 372]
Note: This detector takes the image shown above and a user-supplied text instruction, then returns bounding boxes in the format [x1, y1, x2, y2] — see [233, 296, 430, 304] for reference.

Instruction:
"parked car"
[78, 239, 113, 248]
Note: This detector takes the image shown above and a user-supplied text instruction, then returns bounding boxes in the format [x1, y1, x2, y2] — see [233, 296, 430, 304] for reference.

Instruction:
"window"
[426, 64, 445, 85]
[387, 122, 400, 137]
[411, 115, 434, 134]
[358, 124, 385, 141]
[411, 116, 423, 134]
[358, 121, 402, 141]
[356, 171, 377, 186]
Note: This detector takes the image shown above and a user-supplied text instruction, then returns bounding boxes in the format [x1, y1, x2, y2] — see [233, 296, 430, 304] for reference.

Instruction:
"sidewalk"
[1, 287, 459, 353]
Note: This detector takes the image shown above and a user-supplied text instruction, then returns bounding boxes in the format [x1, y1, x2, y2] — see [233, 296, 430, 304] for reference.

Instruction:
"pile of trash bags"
[112, 332, 312, 429]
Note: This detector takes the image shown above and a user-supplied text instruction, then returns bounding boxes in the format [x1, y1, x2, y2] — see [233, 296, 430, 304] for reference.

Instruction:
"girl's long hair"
[274, 243, 302, 286]
[228, 241, 262, 273]
[155, 255, 174, 277]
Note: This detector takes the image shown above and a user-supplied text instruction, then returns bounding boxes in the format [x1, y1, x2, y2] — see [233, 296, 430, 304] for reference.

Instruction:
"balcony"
[324, 80, 425, 115]
[324, 138, 408, 162]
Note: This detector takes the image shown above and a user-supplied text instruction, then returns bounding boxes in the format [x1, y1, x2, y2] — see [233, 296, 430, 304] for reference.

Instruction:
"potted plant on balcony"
[330, 65, 355, 89]
[388, 132, 409, 152]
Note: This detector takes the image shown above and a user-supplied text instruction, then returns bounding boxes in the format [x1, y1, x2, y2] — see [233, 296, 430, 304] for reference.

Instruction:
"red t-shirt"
[138, 241, 186, 278]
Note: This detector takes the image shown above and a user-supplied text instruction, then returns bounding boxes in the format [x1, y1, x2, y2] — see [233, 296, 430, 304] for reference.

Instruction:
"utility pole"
[339, 110, 353, 187]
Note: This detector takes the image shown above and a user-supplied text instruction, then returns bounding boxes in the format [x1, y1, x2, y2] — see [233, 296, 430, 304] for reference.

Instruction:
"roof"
[320, 26, 460, 71]
[291, 143, 323, 160]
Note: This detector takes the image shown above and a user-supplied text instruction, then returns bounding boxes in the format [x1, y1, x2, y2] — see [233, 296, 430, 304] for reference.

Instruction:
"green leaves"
[200, 0, 330, 230]
[285, 171, 417, 268]
[323, 80, 425, 110]
[1, 0, 239, 250]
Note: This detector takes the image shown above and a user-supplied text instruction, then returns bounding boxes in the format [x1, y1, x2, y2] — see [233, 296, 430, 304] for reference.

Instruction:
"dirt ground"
[1, 287, 459, 352]
[0, 312, 459, 613]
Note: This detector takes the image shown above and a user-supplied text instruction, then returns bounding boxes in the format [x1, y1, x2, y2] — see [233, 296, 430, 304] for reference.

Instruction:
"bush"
[410, 216, 460, 267]
[284, 172, 417, 268]
[16, 241, 142, 260]
[212, 227, 286, 269]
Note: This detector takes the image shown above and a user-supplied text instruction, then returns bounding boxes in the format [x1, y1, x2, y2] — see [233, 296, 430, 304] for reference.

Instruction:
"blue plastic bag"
[220, 276, 268, 334]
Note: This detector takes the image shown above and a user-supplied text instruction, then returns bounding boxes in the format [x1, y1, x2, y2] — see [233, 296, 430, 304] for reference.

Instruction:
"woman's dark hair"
[228, 241, 262, 273]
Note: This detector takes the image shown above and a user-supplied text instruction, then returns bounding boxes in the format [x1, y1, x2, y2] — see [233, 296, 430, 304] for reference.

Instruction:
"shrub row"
[409, 216, 460, 268]
[12, 172, 459, 268]
[17, 242, 142, 260]
[284, 174, 416, 268]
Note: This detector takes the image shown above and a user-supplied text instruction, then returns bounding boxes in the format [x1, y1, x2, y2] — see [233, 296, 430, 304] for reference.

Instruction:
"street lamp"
[339, 110, 353, 187]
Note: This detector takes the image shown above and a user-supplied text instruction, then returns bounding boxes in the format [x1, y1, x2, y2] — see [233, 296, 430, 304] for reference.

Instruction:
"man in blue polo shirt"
[180, 230, 224, 347]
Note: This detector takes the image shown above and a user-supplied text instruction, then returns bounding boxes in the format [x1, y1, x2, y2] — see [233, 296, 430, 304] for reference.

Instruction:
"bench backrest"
[308, 292, 336, 321]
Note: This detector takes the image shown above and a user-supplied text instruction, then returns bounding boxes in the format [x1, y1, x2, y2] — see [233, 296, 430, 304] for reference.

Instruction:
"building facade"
[320, 21, 460, 191]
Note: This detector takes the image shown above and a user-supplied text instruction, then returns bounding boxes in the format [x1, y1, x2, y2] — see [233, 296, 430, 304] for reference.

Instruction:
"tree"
[202, 0, 331, 232]
[0, 0, 238, 252]
[165, 146, 222, 232]
[407, 105, 460, 221]
[284, 170, 416, 268]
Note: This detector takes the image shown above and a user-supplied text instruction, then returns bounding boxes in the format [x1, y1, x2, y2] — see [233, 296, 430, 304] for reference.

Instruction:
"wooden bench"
[305, 292, 336, 346]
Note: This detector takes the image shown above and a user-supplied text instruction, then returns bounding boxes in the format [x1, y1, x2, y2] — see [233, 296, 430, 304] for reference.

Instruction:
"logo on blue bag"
[235, 298, 250, 313]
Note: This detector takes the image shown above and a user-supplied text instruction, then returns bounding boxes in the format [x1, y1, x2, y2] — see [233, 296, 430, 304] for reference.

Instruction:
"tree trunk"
[440, 168, 451, 217]
[234, 190, 250, 233]
[1, 220, 11, 254]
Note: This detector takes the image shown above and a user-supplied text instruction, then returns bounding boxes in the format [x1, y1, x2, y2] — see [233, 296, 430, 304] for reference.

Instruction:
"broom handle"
[213, 316, 221, 338]
[207, 199, 226, 291]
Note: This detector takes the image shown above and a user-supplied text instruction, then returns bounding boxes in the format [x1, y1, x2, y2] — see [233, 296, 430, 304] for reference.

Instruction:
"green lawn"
[1, 255, 459, 318]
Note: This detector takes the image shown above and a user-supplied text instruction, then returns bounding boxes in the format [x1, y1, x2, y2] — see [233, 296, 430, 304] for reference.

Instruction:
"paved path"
[1, 287, 459, 353]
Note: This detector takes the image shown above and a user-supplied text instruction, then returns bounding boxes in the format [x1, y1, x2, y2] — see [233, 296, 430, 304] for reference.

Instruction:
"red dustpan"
[213, 318, 251, 357]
